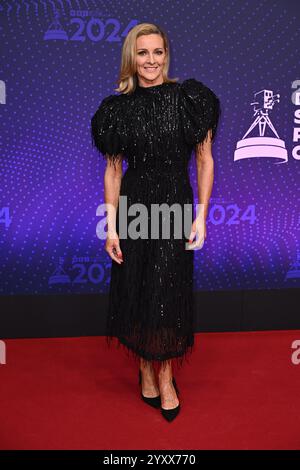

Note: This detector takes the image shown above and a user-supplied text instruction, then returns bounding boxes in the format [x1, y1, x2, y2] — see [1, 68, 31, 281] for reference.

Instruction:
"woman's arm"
[195, 129, 214, 224]
[104, 157, 124, 264]
[187, 129, 214, 249]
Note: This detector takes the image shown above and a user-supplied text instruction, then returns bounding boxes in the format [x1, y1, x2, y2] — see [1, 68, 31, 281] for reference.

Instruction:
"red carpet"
[0, 330, 299, 450]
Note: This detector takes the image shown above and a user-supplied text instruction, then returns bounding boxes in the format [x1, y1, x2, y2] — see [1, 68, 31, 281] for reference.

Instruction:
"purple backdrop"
[0, 0, 299, 295]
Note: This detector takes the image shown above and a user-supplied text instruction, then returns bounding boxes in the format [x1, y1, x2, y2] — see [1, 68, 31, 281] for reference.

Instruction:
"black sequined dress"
[91, 78, 220, 369]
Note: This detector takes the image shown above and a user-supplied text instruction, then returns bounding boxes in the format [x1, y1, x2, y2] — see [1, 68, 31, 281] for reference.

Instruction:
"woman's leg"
[139, 358, 160, 397]
[158, 359, 179, 409]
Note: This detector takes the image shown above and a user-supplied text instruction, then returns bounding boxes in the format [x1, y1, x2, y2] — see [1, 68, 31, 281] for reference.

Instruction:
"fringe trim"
[90, 94, 128, 168]
[105, 333, 195, 373]
[180, 78, 221, 151]
[91, 118, 123, 168]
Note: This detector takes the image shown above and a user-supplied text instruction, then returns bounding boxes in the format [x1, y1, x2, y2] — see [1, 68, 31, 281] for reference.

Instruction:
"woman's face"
[136, 34, 166, 87]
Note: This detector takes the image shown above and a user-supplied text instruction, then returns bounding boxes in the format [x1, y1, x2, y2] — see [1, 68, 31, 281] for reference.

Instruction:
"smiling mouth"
[144, 67, 158, 70]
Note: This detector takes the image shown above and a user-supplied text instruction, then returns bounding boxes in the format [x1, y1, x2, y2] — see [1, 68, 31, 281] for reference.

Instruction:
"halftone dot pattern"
[0, 0, 299, 295]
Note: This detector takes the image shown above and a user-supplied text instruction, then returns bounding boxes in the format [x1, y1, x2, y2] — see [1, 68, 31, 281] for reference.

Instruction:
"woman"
[91, 23, 220, 422]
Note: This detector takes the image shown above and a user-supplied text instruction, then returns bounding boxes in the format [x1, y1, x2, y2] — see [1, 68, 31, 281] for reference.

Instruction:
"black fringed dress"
[91, 78, 220, 369]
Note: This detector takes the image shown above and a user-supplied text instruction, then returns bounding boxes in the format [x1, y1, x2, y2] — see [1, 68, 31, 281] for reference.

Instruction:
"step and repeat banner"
[0, 0, 299, 295]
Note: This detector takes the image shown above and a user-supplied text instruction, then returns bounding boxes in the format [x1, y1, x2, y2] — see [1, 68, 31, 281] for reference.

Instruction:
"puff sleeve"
[179, 78, 221, 149]
[91, 94, 127, 165]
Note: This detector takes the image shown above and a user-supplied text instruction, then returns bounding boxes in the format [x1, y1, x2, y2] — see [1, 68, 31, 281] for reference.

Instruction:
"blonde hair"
[114, 23, 178, 94]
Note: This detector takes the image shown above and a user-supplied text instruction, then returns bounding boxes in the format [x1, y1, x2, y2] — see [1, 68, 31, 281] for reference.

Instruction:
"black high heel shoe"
[161, 378, 181, 422]
[139, 370, 161, 409]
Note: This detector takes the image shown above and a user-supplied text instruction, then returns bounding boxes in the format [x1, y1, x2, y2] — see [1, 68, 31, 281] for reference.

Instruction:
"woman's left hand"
[186, 217, 207, 250]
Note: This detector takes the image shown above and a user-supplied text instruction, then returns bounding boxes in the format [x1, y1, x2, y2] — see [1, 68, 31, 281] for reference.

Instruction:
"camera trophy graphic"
[234, 89, 288, 164]
[44, 11, 68, 41]
[285, 250, 300, 282]
[48, 257, 71, 285]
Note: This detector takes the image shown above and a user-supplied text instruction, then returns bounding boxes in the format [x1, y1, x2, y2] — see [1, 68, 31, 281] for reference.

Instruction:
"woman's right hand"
[105, 231, 123, 264]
